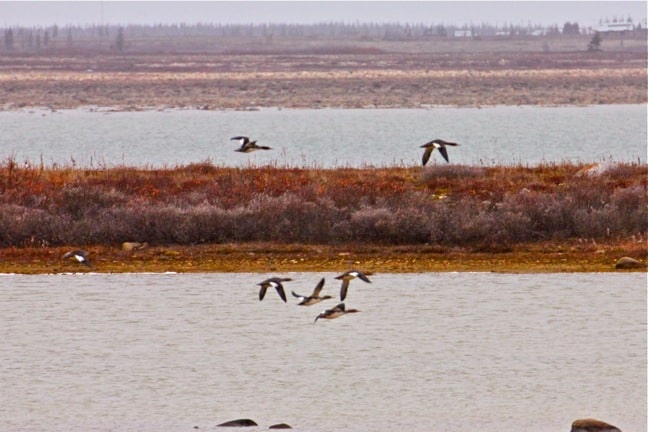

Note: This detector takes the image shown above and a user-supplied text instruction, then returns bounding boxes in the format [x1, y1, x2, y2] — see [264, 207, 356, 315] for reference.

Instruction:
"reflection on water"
[0, 105, 645, 168]
[1, 272, 645, 432]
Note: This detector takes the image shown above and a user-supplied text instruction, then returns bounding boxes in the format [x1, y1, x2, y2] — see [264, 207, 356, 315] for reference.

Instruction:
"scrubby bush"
[0, 161, 645, 248]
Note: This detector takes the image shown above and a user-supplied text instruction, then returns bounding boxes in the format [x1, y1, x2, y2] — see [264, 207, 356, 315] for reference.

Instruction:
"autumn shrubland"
[1, 158, 646, 273]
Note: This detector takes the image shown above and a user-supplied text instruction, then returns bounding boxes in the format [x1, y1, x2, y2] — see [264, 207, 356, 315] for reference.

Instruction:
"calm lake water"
[1, 105, 645, 168]
[1, 272, 645, 432]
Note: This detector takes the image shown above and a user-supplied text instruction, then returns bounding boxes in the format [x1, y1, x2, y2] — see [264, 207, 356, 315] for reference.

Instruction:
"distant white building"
[595, 21, 635, 32]
[454, 30, 473, 38]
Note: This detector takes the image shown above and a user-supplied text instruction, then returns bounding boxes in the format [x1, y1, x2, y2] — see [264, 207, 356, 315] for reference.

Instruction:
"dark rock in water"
[217, 418, 258, 427]
[269, 423, 292, 429]
[571, 418, 622, 432]
[614, 256, 646, 269]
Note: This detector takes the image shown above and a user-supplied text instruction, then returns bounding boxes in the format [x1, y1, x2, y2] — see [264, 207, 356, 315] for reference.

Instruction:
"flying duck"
[62, 249, 93, 267]
[314, 302, 360, 323]
[334, 270, 372, 301]
[420, 139, 460, 165]
[291, 277, 333, 306]
[258, 277, 293, 303]
[231, 136, 272, 153]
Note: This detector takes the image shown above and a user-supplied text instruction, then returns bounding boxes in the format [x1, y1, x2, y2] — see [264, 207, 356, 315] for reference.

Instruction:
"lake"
[1, 272, 645, 432]
[1, 105, 645, 168]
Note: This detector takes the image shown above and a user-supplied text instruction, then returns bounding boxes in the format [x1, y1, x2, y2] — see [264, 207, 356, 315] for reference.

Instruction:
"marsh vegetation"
[2, 160, 645, 249]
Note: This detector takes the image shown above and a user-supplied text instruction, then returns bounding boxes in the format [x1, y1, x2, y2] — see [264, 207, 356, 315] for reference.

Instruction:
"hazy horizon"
[1, 1, 646, 28]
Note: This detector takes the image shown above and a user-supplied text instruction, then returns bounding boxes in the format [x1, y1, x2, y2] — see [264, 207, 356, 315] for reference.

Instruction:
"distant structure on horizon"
[594, 16, 645, 33]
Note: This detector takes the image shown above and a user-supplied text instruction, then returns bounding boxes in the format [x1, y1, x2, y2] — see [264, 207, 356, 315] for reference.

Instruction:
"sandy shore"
[2, 240, 646, 275]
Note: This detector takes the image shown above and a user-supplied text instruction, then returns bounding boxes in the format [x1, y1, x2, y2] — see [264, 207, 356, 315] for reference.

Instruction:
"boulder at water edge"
[121, 241, 148, 252]
[571, 418, 622, 432]
[217, 418, 258, 427]
[614, 256, 646, 269]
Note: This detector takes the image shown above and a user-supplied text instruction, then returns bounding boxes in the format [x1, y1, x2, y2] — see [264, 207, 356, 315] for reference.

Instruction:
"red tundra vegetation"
[1, 159, 646, 273]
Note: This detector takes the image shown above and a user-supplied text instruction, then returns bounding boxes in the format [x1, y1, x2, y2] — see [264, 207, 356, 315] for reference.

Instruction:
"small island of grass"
[1, 160, 646, 274]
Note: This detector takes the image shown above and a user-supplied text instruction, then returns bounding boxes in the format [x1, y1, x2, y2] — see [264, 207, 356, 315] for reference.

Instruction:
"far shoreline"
[2, 241, 646, 275]
[3, 102, 647, 113]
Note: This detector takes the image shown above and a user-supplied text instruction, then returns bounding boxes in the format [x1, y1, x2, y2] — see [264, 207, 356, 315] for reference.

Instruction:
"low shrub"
[0, 161, 645, 248]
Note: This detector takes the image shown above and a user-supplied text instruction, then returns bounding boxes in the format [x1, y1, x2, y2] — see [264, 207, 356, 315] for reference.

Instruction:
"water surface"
[1, 272, 645, 432]
[1, 105, 645, 168]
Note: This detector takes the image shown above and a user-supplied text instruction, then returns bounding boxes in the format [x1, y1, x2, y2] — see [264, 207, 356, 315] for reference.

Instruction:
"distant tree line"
[1, 19, 644, 53]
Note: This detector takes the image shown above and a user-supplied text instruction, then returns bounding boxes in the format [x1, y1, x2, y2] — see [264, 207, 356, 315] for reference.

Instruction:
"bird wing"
[340, 279, 350, 301]
[275, 285, 287, 303]
[231, 136, 249, 144]
[422, 147, 434, 166]
[438, 145, 450, 162]
[312, 278, 325, 296]
[356, 272, 372, 283]
[292, 291, 304, 299]
[259, 285, 268, 301]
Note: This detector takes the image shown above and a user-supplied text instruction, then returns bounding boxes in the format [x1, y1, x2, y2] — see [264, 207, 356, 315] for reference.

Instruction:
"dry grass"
[0, 50, 645, 109]
[1, 160, 646, 275]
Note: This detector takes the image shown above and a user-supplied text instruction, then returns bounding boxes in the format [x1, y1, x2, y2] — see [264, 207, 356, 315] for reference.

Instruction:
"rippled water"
[1, 105, 645, 168]
[1, 272, 645, 432]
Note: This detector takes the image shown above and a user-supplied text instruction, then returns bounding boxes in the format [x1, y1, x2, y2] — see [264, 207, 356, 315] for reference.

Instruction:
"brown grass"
[1, 161, 646, 274]
[1, 50, 645, 109]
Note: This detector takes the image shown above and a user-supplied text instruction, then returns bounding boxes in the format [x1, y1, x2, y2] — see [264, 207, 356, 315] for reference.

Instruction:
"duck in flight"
[231, 136, 272, 153]
[420, 139, 460, 165]
[258, 277, 293, 303]
[335, 270, 372, 301]
[292, 277, 333, 306]
[314, 302, 360, 323]
[62, 249, 93, 267]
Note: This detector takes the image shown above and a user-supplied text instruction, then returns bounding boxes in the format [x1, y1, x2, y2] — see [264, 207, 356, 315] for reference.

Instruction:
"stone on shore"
[217, 418, 258, 427]
[121, 241, 148, 252]
[571, 418, 622, 432]
[614, 256, 646, 269]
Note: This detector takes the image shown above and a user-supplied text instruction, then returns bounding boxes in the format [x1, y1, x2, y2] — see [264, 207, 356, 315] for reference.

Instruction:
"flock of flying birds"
[231, 135, 461, 164]
[257, 270, 372, 323]
[60, 250, 371, 324]
[59, 135, 458, 321]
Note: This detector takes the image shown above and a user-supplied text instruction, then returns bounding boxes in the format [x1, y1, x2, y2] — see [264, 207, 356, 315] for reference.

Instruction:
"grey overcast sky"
[0, 1, 646, 28]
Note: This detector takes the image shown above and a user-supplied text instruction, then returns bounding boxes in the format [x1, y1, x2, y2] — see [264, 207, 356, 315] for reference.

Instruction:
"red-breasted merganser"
[62, 249, 93, 267]
[258, 277, 293, 302]
[334, 270, 372, 301]
[420, 139, 460, 165]
[291, 277, 333, 306]
[314, 302, 360, 323]
[231, 136, 272, 153]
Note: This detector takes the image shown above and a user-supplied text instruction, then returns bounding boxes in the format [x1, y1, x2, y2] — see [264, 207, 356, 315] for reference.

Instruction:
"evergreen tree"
[115, 26, 125, 51]
[4, 28, 14, 50]
[588, 31, 602, 51]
